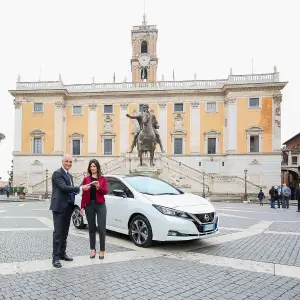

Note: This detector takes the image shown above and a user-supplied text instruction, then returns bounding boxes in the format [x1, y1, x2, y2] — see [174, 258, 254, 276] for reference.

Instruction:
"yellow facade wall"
[237, 97, 273, 153]
[66, 106, 88, 155]
[200, 102, 224, 154]
[21, 103, 55, 153]
[97, 104, 120, 155]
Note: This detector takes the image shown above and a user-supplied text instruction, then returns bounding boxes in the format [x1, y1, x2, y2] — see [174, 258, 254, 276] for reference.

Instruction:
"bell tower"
[131, 15, 158, 83]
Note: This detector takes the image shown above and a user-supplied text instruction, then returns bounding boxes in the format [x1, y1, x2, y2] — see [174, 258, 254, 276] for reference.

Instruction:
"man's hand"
[82, 184, 91, 191]
[80, 208, 85, 216]
[126, 114, 130, 118]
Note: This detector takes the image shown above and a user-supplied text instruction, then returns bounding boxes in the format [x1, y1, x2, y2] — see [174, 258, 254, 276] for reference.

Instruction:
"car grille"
[194, 212, 215, 224]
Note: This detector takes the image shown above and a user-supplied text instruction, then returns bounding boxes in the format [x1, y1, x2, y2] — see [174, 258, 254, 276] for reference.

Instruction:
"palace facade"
[9, 18, 286, 196]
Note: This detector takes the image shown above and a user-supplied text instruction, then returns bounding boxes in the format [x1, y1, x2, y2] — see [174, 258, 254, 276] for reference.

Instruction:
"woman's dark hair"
[87, 159, 102, 177]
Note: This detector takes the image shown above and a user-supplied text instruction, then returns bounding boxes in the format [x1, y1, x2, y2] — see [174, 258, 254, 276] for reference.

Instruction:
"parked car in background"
[72, 175, 219, 247]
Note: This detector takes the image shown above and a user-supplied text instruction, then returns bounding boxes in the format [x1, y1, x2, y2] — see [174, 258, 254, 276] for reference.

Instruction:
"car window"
[123, 176, 182, 195]
[107, 178, 134, 198]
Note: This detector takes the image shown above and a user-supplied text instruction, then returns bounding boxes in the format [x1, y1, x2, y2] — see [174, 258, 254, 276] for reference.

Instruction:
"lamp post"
[202, 172, 206, 198]
[45, 169, 49, 199]
[244, 168, 248, 201]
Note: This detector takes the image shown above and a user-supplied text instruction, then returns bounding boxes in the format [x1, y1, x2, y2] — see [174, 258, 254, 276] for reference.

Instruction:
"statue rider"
[126, 104, 165, 153]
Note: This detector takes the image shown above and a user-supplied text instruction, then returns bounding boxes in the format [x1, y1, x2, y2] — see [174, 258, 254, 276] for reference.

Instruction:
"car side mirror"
[112, 189, 126, 198]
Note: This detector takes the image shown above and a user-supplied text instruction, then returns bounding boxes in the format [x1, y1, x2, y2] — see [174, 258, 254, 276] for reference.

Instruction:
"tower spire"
[142, 0, 147, 25]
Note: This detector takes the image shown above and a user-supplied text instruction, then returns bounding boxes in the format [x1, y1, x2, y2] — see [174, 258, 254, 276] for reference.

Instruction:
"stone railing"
[15, 72, 279, 92]
[101, 155, 126, 174]
[31, 172, 86, 194]
[212, 175, 265, 193]
[161, 156, 211, 188]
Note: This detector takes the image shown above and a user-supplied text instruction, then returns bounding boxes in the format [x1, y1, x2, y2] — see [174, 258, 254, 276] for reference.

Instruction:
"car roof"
[104, 174, 152, 179]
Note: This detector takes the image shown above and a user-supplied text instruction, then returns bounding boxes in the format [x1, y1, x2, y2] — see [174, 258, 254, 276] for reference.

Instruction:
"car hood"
[143, 193, 215, 214]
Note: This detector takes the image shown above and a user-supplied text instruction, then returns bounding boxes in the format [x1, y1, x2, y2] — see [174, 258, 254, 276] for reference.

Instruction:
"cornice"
[223, 82, 288, 93]
[8, 89, 67, 97]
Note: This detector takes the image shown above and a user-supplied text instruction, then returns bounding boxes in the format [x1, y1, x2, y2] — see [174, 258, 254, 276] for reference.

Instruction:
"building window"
[72, 106, 82, 115]
[34, 103, 43, 112]
[206, 102, 217, 112]
[72, 140, 81, 156]
[250, 136, 259, 152]
[139, 104, 144, 112]
[249, 98, 260, 108]
[69, 132, 84, 156]
[141, 41, 148, 54]
[104, 105, 113, 114]
[174, 103, 184, 112]
[30, 129, 45, 154]
[104, 139, 113, 155]
[292, 156, 298, 165]
[207, 138, 216, 154]
[174, 138, 183, 154]
[246, 126, 263, 153]
[33, 138, 42, 154]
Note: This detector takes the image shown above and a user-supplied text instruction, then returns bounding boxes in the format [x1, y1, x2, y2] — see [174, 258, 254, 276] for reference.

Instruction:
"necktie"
[66, 172, 75, 203]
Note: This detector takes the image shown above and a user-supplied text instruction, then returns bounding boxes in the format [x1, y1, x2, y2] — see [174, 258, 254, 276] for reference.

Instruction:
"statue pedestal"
[130, 166, 162, 178]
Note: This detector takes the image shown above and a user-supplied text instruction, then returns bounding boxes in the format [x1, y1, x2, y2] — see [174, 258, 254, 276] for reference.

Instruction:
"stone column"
[272, 94, 282, 151]
[13, 100, 22, 152]
[54, 101, 65, 153]
[120, 104, 129, 154]
[190, 102, 200, 154]
[88, 104, 98, 154]
[225, 97, 237, 153]
[158, 102, 167, 151]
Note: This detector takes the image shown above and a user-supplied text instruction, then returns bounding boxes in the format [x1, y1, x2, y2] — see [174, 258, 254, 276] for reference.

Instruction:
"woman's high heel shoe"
[90, 250, 96, 259]
[99, 251, 104, 260]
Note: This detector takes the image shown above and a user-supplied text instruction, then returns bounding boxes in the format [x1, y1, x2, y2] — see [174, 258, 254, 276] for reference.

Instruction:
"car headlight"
[153, 205, 190, 219]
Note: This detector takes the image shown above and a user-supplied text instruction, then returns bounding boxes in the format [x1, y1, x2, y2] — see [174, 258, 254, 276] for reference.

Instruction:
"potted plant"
[18, 187, 25, 200]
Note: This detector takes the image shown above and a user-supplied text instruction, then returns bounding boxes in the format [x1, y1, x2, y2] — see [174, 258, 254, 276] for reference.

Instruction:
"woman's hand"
[80, 208, 85, 216]
[92, 181, 100, 189]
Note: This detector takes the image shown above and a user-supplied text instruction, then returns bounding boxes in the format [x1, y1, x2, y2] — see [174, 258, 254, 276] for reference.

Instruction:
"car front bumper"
[151, 214, 219, 241]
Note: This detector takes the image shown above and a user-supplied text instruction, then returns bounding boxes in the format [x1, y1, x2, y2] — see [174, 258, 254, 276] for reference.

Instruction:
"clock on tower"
[130, 15, 158, 83]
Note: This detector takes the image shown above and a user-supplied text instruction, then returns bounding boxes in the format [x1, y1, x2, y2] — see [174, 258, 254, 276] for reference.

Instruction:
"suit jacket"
[50, 167, 80, 213]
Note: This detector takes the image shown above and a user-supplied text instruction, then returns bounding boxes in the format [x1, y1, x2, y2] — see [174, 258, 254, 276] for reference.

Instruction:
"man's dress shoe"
[52, 260, 62, 268]
[60, 254, 73, 261]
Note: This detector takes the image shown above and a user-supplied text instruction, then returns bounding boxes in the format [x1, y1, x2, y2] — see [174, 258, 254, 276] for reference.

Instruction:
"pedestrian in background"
[258, 189, 265, 206]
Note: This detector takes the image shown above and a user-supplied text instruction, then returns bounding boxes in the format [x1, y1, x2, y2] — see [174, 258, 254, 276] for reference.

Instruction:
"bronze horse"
[137, 111, 157, 166]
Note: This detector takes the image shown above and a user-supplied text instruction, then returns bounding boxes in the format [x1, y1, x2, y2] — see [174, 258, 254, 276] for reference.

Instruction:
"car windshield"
[123, 176, 182, 195]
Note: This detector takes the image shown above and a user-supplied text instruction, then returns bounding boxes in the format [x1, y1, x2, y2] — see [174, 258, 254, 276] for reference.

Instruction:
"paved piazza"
[0, 199, 300, 300]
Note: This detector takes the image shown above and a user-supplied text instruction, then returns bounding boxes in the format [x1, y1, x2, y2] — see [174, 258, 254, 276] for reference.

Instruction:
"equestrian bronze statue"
[126, 104, 164, 166]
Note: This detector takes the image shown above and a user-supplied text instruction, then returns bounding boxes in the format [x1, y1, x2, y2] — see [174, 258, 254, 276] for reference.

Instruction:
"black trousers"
[52, 203, 73, 261]
[298, 199, 300, 211]
[85, 201, 107, 251]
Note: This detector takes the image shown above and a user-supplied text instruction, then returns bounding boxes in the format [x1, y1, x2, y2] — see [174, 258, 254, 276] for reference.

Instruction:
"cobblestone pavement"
[0, 200, 300, 300]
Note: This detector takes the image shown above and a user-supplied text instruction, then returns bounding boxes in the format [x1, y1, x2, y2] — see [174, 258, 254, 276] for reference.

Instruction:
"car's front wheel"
[72, 207, 87, 229]
[129, 215, 153, 247]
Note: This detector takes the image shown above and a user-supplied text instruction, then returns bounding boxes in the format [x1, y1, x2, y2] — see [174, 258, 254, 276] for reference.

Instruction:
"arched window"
[141, 68, 148, 80]
[141, 41, 148, 54]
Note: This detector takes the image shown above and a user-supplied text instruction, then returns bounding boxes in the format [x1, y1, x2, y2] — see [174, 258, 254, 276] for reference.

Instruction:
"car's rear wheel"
[72, 207, 87, 229]
[129, 215, 153, 247]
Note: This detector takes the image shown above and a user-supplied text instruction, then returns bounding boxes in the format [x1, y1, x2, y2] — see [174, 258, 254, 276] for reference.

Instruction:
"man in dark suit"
[50, 154, 90, 268]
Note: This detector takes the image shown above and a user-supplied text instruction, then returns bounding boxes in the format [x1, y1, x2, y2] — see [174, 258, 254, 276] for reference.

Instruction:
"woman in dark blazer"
[80, 159, 108, 259]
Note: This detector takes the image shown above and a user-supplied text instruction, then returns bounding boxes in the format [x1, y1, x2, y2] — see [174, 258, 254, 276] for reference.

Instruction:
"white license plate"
[203, 224, 215, 231]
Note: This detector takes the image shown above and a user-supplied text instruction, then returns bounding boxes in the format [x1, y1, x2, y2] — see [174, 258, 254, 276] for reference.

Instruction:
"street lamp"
[202, 172, 206, 198]
[244, 168, 248, 201]
[44, 169, 49, 199]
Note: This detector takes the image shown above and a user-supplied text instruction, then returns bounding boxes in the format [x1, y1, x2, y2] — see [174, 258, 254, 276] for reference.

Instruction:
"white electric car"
[72, 174, 219, 247]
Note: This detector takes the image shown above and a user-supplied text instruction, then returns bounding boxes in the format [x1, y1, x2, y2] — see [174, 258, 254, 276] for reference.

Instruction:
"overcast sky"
[0, 0, 299, 180]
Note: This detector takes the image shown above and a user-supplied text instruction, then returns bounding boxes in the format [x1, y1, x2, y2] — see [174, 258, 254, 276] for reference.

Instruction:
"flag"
[173, 69, 175, 81]
[113, 72, 115, 83]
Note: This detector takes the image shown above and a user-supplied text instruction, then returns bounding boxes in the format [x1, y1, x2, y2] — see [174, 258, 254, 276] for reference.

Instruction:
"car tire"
[129, 215, 153, 247]
[72, 207, 87, 229]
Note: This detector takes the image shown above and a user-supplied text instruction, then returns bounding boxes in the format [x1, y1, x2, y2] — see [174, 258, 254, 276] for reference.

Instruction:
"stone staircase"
[25, 153, 265, 198]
